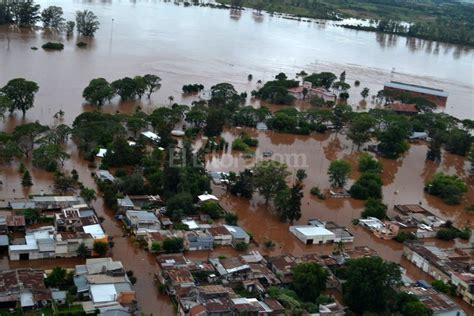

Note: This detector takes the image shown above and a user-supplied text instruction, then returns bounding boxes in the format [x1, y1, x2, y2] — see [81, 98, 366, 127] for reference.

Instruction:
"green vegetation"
[41, 42, 64, 50]
[343, 256, 401, 314]
[425, 173, 468, 205]
[163, 237, 184, 253]
[292, 262, 328, 302]
[327, 160, 351, 189]
[93, 241, 109, 256]
[182, 83, 204, 94]
[21, 170, 33, 187]
[252, 73, 298, 105]
[1, 78, 39, 116]
[310, 186, 325, 200]
[350, 172, 383, 200]
[220, 0, 474, 46]
[358, 153, 382, 174]
[361, 198, 387, 220]
[394, 231, 417, 243]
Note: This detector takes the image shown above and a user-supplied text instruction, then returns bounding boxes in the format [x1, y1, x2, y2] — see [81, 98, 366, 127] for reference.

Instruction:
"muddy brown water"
[0, 0, 473, 127]
[0, 0, 473, 314]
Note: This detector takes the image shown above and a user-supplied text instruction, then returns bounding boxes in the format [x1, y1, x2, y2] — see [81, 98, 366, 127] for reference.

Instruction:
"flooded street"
[0, 0, 473, 314]
[0, 0, 473, 127]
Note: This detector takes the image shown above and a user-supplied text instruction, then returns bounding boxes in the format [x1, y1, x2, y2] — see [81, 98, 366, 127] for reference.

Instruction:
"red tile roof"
[391, 103, 418, 113]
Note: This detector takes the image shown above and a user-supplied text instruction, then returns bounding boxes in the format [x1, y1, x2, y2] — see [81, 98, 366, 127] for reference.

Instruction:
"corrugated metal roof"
[384, 81, 448, 97]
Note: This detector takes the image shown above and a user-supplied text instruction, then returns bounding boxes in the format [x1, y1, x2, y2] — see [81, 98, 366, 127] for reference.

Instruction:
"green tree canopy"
[343, 256, 401, 314]
[327, 160, 351, 188]
[82, 78, 114, 106]
[425, 173, 468, 205]
[2, 78, 39, 116]
[75, 10, 100, 36]
[361, 198, 387, 220]
[253, 160, 290, 204]
[292, 262, 328, 302]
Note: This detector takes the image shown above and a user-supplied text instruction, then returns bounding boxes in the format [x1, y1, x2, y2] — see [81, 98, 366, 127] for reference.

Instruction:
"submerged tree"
[253, 160, 290, 204]
[82, 78, 114, 106]
[75, 10, 100, 36]
[2, 78, 39, 116]
[327, 160, 351, 188]
[21, 170, 33, 187]
[41, 6, 65, 30]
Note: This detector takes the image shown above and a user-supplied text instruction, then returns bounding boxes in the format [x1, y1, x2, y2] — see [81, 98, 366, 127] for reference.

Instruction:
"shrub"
[224, 213, 238, 225]
[76, 41, 87, 47]
[310, 186, 325, 199]
[358, 153, 383, 174]
[394, 231, 417, 243]
[425, 173, 468, 205]
[232, 138, 250, 152]
[431, 280, 450, 294]
[235, 242, 249, 252]
[199, 201, 221, 220]
[350, 172, 383, 200]
[42, 42, 64, 50]
[361, 198, 387, 220]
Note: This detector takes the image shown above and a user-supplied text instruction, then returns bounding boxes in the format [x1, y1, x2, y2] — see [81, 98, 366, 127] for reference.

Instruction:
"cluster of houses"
[358, 204, 450, 240]
[404, 241, 474, 307]
[116, 193, 252, 252]
[0, 258, 135, 314]
[74, 258, 136, 314]
[0, 196, 107, 261]
[287, 81, 337, 103]
[155, 244, 467, 316]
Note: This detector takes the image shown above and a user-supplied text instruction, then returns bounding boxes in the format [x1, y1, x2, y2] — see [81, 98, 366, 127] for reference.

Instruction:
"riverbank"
[217, 0, 474, 47]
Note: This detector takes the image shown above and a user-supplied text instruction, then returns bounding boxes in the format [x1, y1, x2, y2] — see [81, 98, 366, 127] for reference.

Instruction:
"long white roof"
[384, 81, 448, 98]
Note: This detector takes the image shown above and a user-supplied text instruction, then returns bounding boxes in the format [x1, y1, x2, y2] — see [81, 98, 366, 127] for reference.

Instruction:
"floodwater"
[0, 0, 473, 127]
[0, 0, 473, 314]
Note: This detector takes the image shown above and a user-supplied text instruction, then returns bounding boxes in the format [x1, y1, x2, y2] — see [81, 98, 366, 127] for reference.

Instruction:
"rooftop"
[384, 81, 448, 98]
[391, 103, 419, 113]
[290, 225, 335, 237]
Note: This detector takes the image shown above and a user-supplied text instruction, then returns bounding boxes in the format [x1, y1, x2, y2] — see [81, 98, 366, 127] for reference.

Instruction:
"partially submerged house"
[289, 225, 336, 245]
[0, 269, 51, 310]
[125, 210, 160, 235]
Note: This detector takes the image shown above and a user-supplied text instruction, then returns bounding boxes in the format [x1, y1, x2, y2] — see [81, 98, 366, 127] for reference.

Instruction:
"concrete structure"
[185, 231, 214, 251]
[97, 170, 115, 183]
[141, 131, 161, 144]
[125, 210, 160, 235]
[384, 81, 448, 107]
[287, 81, 337, 103]
[197, 194, 219, 204]
[450, 272, 474, 306]
[358, 217, 398, 239]
[223, 225, 250, 246]
[207, 226, 233, 246]
[402, 285, 466, 315]
[289, 225, 335, 245]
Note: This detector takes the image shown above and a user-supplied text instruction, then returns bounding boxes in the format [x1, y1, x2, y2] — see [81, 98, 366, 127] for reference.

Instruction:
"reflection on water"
[0, 0, 473, 129]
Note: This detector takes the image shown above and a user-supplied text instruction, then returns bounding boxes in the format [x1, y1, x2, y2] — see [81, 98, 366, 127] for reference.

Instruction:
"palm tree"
[168, 96, 174, 105]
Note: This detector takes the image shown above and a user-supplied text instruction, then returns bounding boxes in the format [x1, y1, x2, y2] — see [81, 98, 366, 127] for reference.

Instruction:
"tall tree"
[75, 10, 100, 36]
[331, 104, 352, 135]
[82, 78, 114, 106]
[253, 160, 290, 204]
[2, 78, 39, 116]
[275, 180, 303, 224]
[32, 144, 70, 172]
[111, 77, 138, 100]
[347, 113, 375, 150]
[10, 0, 40, 26]
[377, 115, 411, 159]
[21, 170, 33, 187]
[328, 160, 351, 188]
[360, 87, 370, 99]
[41, 6, 65, 30]
[143, 74, 161, 99]
[13, 122, 49, 157]
[343, 257, 401, 314]
[292, 262, 328, 302]
[80, 187, 97, 204]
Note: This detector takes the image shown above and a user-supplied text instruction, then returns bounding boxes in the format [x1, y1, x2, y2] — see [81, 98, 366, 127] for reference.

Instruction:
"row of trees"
[82, 75, 162, 105]
[0, 1, 100, 36]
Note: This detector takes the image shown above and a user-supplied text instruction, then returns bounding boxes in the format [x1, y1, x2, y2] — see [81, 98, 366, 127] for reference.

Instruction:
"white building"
[289, 225, 336, 245]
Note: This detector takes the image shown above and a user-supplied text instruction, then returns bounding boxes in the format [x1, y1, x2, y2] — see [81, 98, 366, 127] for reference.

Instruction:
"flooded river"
[0, 0, 473, 314]
[0, 0, 473, 125]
